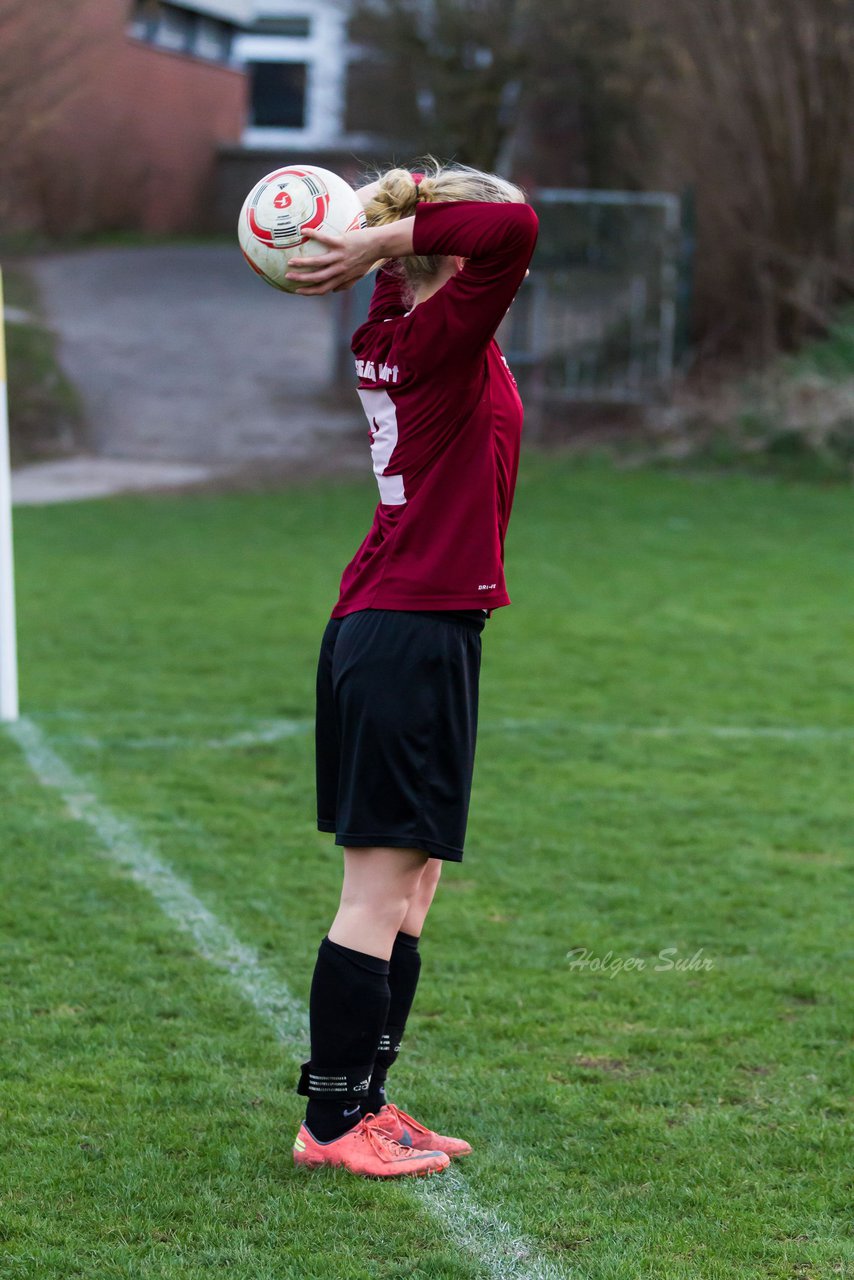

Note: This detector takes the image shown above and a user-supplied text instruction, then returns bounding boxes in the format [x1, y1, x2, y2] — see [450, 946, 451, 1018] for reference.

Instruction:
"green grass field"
[2, 456, 852, 1280]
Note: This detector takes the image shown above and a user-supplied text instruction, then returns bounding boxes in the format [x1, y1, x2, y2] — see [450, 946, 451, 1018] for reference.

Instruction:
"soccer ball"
[237, 164, 367, 293]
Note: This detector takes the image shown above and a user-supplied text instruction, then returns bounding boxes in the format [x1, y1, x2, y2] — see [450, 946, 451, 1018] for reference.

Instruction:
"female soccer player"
[287, 162, 538, 1177]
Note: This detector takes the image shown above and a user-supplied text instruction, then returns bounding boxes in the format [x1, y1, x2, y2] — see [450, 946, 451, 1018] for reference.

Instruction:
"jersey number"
[357, 388, 406, 506]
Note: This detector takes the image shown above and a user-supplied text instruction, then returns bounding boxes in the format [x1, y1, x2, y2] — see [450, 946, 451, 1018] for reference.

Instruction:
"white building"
[127, 0, 393, 227]
[129, 0, 374, 151]
[236, 1, 368, 152]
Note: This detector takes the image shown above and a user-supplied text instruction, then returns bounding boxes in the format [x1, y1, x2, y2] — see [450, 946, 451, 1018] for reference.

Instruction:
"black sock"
[302, 936, 390, 1142]
[363, 1061, 389, 1117]
[363, 930, 421, 1117]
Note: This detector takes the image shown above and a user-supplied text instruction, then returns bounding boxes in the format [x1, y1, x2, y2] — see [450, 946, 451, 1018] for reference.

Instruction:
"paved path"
[28, 244, 363, 467]
[10, 457, 221, 506]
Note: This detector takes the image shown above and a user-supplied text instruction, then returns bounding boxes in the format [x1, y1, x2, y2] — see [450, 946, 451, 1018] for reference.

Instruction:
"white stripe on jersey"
[357, 387, 406, 505]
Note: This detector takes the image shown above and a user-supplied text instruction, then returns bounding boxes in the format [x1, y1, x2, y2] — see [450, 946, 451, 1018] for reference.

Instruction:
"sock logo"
[378, 1033, 402, 1054]
[343, 1105, 361, 1117]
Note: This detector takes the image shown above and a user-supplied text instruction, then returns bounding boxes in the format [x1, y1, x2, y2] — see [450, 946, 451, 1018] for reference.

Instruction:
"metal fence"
[499, 189, 687, 409]
[332, 187, 691, 411]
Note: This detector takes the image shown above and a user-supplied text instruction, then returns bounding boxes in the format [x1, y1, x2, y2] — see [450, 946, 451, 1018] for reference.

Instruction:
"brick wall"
[2, 1, 247, 236]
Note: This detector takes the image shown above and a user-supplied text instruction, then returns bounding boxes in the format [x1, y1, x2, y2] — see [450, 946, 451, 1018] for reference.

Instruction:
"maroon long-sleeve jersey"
[330, 198, 539, 619]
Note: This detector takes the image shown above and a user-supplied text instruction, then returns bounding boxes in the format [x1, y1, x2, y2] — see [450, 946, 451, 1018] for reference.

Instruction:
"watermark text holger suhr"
[565, 947, 714, 978]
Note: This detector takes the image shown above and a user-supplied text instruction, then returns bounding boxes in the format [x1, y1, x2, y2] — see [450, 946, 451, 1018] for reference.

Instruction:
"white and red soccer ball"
[238, 164, 366, 292]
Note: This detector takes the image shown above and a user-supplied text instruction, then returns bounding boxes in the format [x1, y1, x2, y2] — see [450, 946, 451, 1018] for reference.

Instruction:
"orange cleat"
[373, 1102, 473, 1158]
[293, 1111, 450, 1178]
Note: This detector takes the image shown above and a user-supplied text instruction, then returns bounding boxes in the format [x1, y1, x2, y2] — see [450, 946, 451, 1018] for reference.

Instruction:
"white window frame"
[234, 5, 346, 149]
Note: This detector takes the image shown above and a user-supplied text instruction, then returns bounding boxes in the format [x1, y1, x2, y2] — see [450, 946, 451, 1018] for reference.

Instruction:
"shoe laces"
[361, 1110, 418, 1159]
[379, 1102, 428, 1136]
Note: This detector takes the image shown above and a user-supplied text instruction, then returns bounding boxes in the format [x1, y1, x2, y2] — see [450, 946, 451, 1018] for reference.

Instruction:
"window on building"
[128, 1, 234, 64]
[194, 16, 232, 62]
[249, 61, 308, 128]
[157, 5, 194, 52]
[128, 0, 161, 41]
[251, 16, 311, 37]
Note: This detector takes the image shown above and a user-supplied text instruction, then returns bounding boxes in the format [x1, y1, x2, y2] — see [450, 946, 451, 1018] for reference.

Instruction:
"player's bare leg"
[400, 857, 443, 938]
[358, 854, 472, 1158]
[294, 845, 450, 1176]
[328, 845, 429, 958]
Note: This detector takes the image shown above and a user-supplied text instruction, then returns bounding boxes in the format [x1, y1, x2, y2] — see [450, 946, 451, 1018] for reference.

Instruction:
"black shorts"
[316, 608, 486, 862]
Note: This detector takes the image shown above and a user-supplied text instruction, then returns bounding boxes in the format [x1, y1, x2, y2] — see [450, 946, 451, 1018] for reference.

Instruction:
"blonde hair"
[364, 158, 526, 300]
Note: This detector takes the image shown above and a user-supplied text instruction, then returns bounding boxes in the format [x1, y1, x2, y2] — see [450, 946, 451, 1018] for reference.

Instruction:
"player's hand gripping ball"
[238, 164, 367, 293]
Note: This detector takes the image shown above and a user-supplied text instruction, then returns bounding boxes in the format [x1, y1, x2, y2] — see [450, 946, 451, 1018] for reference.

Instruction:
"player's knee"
[338, 879, 419, 922]
[410, 859, 441, 907]
[338, 846, 428, 918]
[340, 884, 397, 909]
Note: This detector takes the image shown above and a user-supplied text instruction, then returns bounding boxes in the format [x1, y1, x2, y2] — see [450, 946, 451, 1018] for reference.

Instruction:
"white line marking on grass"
[46, 718, 312, 752]
[9, 716, 308, 1039]
[8, 714, 567, 1280]
[413, 1166, 566, 1280]
[207, 720, 309, 749]
[48, 715, 854, 752]
[485, 718, 854, 742]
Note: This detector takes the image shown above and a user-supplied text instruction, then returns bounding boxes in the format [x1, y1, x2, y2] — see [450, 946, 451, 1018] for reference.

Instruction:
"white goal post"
[0, 267, 19, 722]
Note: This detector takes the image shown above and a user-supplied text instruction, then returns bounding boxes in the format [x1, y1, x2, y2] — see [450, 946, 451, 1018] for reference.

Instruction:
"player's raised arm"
[407, 198, 538, 361]
[284, 215, 415, 297]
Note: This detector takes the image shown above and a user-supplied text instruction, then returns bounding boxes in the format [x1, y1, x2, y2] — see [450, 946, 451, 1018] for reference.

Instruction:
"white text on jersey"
[355, 359, 400, 385]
